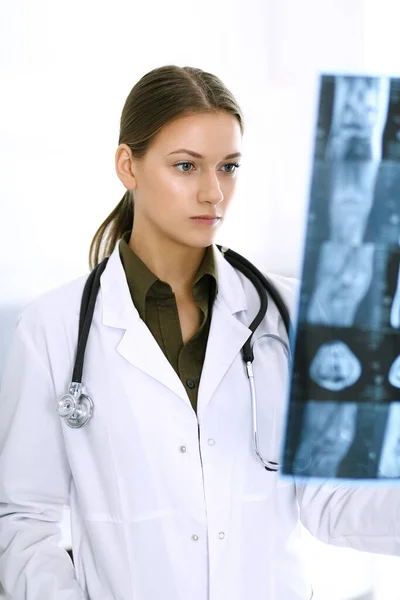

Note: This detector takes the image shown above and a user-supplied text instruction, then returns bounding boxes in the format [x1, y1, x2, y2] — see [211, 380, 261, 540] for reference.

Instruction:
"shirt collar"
[119, 231, 158, 319]
[119, 231, 218, 318]
[193, 243, 218, 291]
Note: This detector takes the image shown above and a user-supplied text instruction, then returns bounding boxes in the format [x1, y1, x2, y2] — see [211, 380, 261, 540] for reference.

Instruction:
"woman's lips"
[191, 216, 221, 226]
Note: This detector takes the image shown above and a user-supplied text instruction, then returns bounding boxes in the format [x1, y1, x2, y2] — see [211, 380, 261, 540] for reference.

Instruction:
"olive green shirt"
[119, 231, 218, 413]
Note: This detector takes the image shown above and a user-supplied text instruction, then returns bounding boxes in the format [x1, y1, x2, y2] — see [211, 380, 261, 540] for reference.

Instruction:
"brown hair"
[88, 65, 245, 269]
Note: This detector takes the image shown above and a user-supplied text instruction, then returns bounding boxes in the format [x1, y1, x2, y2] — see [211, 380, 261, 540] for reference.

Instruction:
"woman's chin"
[174, 229, 218, 249]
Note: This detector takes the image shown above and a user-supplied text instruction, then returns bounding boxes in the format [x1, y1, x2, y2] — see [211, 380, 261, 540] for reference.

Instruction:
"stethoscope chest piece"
[57, 383, 94, 428]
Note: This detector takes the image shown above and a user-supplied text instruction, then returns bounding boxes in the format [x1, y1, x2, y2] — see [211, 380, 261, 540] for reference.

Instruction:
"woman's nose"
[199, 172, 224, 205]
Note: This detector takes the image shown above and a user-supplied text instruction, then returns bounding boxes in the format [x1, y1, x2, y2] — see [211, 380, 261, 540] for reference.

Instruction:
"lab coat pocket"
[62, 415, 125, 524]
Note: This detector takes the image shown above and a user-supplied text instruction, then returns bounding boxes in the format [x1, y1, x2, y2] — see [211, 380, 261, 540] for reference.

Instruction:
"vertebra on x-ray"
[388, 355, 400, 389]
[325, 76, 390, 161]
[307, 243, 374, 326]
[328, 162, 379, 245]
[309, 341, 362, 391]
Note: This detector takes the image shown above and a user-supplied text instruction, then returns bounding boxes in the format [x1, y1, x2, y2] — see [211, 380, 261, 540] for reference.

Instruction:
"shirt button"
[186, 379, 196, 389]
[179, 446, 187, 453]
[191, 534, 199, 542]
[208, 438, 215, 446]
[218, 532, 225, 540]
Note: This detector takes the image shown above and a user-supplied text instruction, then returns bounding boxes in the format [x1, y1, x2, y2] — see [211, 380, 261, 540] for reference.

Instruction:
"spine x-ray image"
[282, 74, 400, 480]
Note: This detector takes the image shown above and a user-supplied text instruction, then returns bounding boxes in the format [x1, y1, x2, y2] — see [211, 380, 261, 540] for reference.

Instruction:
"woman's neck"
[128, 228, 206, 297]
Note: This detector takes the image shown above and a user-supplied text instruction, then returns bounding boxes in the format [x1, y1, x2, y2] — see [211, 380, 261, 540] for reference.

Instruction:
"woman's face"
[117, 111, 242, 249]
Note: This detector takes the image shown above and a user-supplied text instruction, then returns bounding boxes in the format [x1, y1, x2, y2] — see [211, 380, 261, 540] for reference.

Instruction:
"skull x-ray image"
[282, 74, 400, 480]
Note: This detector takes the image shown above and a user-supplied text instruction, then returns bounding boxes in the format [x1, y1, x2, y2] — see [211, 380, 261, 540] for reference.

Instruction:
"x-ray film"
[282, 74, 400, 481]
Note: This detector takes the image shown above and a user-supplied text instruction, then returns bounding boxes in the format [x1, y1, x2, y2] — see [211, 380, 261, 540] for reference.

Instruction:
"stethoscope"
[56, 245, 293, 472]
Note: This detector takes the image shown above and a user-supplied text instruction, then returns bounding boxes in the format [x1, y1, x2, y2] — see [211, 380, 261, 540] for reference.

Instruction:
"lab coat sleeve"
[0, 319, 86, 599]
[271, 274, 400, 555]
[296, 479, 400, 556]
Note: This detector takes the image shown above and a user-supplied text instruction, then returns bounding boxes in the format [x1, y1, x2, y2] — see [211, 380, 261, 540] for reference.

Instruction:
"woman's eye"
[221, 163, 241, 174]
[175, 162, 194, 173]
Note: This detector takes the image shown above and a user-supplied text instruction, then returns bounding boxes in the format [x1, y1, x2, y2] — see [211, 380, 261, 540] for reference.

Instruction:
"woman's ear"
[115, 144, 137, 191]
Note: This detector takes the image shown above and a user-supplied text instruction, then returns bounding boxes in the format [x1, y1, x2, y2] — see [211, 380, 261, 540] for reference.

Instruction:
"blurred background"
[1, 0, 400, 598]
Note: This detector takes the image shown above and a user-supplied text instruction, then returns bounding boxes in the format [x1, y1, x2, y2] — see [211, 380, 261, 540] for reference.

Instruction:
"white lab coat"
[1, 241, 400, 600]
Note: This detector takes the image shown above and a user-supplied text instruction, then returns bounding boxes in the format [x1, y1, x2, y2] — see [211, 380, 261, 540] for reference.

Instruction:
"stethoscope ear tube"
[73, 257, 109, 384]
[216, 245, 293, 345]
[217, 245, 292, 472]
[246, 360, 279, 472]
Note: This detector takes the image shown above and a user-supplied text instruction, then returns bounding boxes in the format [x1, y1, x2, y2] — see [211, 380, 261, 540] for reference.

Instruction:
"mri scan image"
[327, 161, 380, 244]
[291, 401, 357, 477]
[325, 76, 390, 161]
[388, 355, 400, 389]
[309, 341, 362, 392]
[378, 402, 400, 477]
[390, 240, 400, 329]
[307, 242, 375, 326]
[282, 74, 400, 480]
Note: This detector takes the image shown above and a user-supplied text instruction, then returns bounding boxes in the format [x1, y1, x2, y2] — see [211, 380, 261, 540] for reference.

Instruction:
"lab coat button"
[186, 379, 196, 389]
[179, 445, 187, 453]
[191, 534, 199, 541]
[218, 532, 225, 540]
[208, 438, 215, 446]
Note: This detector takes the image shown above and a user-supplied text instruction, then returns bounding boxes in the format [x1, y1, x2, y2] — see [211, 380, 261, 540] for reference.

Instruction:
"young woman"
[1, 65, 399, 600]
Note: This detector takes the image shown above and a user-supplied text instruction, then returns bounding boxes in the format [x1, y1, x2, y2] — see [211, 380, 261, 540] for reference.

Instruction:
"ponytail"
[89, 190, 134, 270]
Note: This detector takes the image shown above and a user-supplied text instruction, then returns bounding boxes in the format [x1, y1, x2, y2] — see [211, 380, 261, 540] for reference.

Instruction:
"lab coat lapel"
[197, 247, 252, 418]
[99, 242, 189, 404]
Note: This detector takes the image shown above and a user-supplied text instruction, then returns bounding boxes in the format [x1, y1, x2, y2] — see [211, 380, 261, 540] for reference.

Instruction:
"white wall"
[1, 1, 400, 598]
[0, 0, 367, 300]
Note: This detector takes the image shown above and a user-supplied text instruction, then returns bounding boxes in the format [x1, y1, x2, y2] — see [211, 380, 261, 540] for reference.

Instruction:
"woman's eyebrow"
[167, 149, 242, 159]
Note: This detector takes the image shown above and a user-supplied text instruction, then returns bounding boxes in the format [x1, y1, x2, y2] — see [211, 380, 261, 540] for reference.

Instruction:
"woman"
[0, 65, 399, 600]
